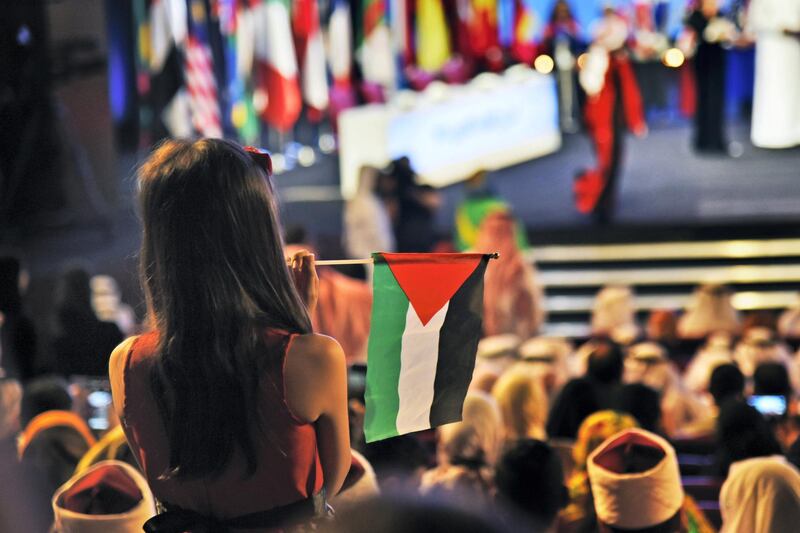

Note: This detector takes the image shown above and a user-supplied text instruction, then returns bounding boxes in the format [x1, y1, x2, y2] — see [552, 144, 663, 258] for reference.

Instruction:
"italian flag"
[252, 0, 302, 132]
[364, 253, 490, 442]
[293, 0, 329, 119]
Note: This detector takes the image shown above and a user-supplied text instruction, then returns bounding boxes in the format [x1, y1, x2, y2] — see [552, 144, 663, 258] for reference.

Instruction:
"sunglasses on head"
[244, 146, 273, 176]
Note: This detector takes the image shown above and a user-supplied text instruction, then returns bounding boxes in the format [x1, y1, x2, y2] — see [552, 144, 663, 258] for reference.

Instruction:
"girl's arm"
[285, 334, 351, 496]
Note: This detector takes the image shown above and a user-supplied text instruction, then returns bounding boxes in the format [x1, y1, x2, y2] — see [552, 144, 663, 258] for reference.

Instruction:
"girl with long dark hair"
[109, 139, 350, 531]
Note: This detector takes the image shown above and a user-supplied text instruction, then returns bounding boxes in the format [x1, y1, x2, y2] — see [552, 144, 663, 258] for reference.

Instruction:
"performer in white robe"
[748, 0, 800, 148]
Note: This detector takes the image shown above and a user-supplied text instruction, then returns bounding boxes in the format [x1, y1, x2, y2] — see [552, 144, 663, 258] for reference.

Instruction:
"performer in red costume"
[574, 7, 646, 224]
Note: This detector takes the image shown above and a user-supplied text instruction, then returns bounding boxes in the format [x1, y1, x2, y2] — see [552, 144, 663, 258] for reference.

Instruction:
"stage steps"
[529, 238, 800, 338]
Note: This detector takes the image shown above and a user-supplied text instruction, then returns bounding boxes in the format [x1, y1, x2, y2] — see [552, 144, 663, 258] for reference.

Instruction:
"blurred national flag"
[252, 0, 303, 132]
[293, 0, 329, 120]
[415, 0, 450, 72]
[186, 0, 223, 138]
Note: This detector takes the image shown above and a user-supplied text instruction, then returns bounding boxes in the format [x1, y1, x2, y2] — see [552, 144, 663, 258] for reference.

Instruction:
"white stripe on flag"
[396, 302, 449, 435]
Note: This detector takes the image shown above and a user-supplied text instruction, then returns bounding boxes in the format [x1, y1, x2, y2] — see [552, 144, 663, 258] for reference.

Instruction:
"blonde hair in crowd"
[438, 392, 504, 466]
[491, 365, 548, 441]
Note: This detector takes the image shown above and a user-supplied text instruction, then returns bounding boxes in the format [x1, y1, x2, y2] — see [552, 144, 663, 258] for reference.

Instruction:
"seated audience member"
[546, 377, 602, 440]
[778, 295, 800, 346]
[741, 310, 778, 335]
[90, 275, 138, 337]
[646, 309, 681, 360]
[677, 284, 740, 340]
[581, 338, 626, 412]
[18, 377, 96, 510]
[559, 411, 638, 532]
[0, 255, 38, 381]
[495, 439, 568, 531]
[347, 364, 368, 452]
[0, 377, 22, 449]
[587, 428, 713, 533]
[492, 364, 548, 440]
[419, 460, 494, 511]
[591, 286, 639, 346]
[285, 242, 372, 364]
[363, 434, 431, 492]
[53, 268, 124, 378]
[719, 456, 800, 533]
[585, 338, 625, 387]
[716, 400, 782, 476]
[754, 362, 793, 399]
[677, 363, 744, 440]
[708, 361, 746, 407]
[624, 342, 706, 438]
[439, 392, 504, 467]
[326, 493, 507, 533]
[475, 211, 545, 339]
[0, 378, 51, 532]
[470, 334, 521, 394]
[733, 327, 799, 390]
[420, 394, 502, 508]
[547, 338, 624, 439]
[683, 332, 735, 394]
[518, 336, 574, 399]
[51, 460, 156, 532]
[617, 383, 663, 435]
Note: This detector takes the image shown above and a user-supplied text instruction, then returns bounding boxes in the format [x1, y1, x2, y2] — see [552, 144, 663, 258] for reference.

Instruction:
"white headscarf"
[720, 456, 800, 533]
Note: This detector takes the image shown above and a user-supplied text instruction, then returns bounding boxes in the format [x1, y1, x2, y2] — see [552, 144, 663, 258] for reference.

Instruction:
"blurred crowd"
[5, 214, 800, 531]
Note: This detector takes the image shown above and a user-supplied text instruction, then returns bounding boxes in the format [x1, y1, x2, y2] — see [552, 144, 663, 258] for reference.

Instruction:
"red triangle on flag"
[381, 253, 484, 326]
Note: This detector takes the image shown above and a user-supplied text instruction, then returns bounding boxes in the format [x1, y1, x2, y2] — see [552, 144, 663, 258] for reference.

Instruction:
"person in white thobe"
[748, 0, 800, 148]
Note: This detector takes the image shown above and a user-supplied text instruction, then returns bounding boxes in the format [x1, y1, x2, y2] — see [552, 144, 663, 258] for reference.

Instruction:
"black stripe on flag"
[429, 256, 489, 428]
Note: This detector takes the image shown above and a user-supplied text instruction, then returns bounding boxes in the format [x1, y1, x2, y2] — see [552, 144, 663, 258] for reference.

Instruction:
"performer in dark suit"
[686, 0, 736, 153]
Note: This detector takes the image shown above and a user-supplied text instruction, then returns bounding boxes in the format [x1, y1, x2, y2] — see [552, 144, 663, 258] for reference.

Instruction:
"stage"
[276, 119, 800, 248]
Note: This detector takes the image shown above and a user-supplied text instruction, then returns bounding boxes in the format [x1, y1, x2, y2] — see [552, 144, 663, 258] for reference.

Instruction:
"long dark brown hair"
[137, 139, 311, 480]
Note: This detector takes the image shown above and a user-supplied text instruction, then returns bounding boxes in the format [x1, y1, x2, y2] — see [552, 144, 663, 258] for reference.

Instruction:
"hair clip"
[244, 146, 273, 176]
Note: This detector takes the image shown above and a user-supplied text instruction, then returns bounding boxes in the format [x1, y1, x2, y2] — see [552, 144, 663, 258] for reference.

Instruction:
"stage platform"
[275, 120, 800, 247]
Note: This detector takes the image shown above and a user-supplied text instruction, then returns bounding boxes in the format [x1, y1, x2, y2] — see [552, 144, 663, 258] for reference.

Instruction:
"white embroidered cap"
[587, 428, 683, 530]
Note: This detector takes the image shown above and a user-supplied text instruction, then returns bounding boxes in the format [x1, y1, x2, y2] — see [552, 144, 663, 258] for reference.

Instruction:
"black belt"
[143, 490, 330, 532]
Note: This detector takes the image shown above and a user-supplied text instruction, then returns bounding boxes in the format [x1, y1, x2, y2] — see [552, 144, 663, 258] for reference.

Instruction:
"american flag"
[186, 0, 223, 138]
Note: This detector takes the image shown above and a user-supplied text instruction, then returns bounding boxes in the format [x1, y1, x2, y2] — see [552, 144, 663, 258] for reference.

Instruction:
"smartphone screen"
[748, 395, 787, 417]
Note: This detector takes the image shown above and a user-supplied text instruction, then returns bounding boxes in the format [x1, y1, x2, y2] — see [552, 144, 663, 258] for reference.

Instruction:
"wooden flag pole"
[312, 253, 500, 267]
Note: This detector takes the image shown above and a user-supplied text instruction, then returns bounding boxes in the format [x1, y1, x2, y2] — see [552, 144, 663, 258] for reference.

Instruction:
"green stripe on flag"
[364, 258, 409, 442]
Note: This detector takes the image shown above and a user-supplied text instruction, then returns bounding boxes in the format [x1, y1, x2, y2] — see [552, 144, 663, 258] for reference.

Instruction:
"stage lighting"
[297, 146, 316, 167]
[534, 55, 555, 75]
[318, 133, 336, 154]
[271, 153, 286, 175]
[662, 48, 685, 68]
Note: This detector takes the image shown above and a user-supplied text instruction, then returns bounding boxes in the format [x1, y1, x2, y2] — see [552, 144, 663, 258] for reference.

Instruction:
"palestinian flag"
[364, 253, 490, 442]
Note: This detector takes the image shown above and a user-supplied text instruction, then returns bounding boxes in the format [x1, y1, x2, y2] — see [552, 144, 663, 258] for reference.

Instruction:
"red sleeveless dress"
[118, 330, 324, 522]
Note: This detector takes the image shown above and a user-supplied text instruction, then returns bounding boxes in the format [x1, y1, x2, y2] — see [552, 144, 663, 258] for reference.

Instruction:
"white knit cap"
[587, 428, 684, 530]
[52, 460, 155, 533]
